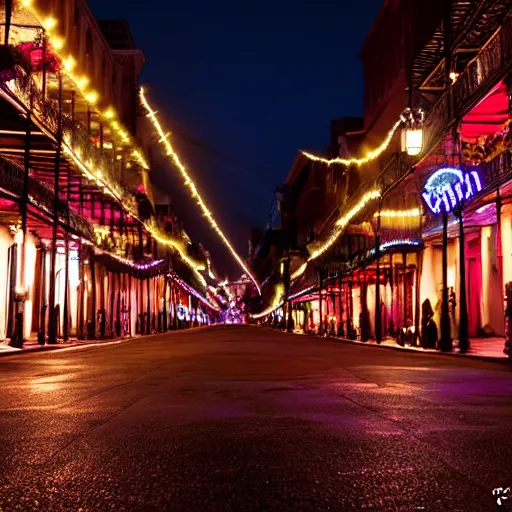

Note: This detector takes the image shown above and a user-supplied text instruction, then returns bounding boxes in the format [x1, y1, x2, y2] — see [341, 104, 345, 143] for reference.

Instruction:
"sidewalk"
[0, 335, 139, 357]
[0, 326, 213, 357]
[324, 334, 510, 362]
[283, 327, 511, 363]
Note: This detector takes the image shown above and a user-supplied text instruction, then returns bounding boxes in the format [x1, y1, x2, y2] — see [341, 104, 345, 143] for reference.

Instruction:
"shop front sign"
[422, 167, 482, 214]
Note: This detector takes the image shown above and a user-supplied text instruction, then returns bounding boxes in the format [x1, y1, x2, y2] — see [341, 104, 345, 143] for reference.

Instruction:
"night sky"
[89, 0, 383, 278]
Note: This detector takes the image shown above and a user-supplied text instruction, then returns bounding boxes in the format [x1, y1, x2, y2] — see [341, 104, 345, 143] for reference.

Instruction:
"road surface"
[0, 326, 511, 511]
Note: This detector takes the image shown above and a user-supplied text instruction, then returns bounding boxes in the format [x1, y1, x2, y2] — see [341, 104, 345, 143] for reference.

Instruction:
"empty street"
[1, 326, 512, 511]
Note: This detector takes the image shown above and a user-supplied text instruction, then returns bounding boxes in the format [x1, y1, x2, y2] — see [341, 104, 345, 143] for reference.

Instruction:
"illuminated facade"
[253, 0, 512, 355]
[0, 0, 219, 347]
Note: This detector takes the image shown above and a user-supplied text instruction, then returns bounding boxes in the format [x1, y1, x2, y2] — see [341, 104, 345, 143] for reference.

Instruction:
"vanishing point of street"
[1, 326, 511, 511]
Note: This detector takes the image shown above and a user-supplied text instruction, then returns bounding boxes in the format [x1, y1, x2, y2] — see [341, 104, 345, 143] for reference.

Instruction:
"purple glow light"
[172, 275, 219, 311]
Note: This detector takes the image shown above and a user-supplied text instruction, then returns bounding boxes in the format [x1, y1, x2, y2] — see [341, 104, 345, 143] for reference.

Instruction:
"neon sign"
[177, 304, 190, 322]
[379, 239, 421, 251]
[422, 167, 482, 214]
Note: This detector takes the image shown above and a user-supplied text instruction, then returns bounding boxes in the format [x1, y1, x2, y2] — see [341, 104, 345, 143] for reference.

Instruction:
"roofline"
[283, 152, 310, 188]
[97, 19, 135, 47]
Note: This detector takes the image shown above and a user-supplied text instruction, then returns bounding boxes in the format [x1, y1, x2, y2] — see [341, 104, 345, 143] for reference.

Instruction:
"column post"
[439, 210, 452, 351]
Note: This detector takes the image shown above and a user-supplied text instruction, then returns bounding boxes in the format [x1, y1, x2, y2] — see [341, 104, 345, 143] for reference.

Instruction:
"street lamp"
[401, 108, 425, 156]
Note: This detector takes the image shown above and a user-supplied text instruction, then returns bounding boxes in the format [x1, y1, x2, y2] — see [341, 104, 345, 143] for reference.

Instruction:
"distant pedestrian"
[421, 299, 438, 348]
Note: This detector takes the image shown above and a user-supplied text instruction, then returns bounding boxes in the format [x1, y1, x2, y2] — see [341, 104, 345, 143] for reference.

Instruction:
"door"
[6, 243, 17, 339]
[467, 256, 482, 336]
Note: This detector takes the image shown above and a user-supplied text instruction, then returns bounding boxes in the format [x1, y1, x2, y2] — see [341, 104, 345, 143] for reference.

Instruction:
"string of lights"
[81, 239, 165, 270]
[9, 2, 222, 287]
[20, 0, 149, 170]
[139, 87, 261, 295]
[288, 285, 316, 301]
[374, 208, 421, 218]
[251, 284, 285, 319]
[301, 120, 401, 167]
[144, 219, 207, 287]
[290, 188, 382, 281]
[172, 275, 220, 311]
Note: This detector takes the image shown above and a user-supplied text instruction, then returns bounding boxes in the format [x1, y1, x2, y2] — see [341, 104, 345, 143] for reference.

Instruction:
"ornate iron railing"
[368, 14, 512, 207]
[423, 18, 511, 160]
[0, 67, 141, 215]
[483, 149, 512, 190]
[0, 155, 94, 239]
[0, 154, 23, 196]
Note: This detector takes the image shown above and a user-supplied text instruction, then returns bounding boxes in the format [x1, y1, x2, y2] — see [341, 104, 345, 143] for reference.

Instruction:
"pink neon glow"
[172, 275, 219, 311]
[461, 82, 508, 141]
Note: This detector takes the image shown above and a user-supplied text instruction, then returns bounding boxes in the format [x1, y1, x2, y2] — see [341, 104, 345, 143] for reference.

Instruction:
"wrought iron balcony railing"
[0, 155, 94, 240]
[350, 13, 512, 216]
[0, 68, 140, 215]
[422, 15, 511, 164]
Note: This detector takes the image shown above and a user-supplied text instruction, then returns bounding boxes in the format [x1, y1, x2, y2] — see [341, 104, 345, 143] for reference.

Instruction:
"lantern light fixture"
[400, 107, 425, 156]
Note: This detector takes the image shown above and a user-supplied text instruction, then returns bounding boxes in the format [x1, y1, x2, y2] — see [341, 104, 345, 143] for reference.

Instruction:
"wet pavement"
[0, 325, 511, 511]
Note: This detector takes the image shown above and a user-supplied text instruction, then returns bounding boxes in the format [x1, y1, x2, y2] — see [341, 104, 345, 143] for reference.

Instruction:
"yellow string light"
[374, 208, 421, 218]
[301, 120, 401, 167]
[139, 87, 261, 295]
[7, 2, 215, 288]
[251, 284, 285, 319]
[21, 1, 149, 170]
[143, 219, 207, 287]
[290, 188, 381, 281]
[335, 189, 382, 227]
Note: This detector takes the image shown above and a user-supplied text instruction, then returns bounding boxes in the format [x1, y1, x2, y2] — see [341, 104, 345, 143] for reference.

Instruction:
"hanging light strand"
[144, 219, 207, 287]
[301, 120, 401, 167]
[290, 188, 382, 281]
[20, 2, 149, 170]
[139, 87, 261, 295]
[251, 284, 285, 319]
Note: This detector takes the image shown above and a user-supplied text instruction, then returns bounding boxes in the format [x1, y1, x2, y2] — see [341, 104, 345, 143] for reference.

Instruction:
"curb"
[259, 326, 512, 366]
[326, 335, 512, 365]
[0, 326, 211, 359]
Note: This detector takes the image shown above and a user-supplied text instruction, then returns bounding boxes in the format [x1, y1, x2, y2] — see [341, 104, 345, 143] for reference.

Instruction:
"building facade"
[252, 0, 512, 355]
[0, 0, 220, 348]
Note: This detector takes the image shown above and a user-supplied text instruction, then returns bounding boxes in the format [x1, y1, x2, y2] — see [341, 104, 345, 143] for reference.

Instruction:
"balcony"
[0, 154, 94, 240]
[371, 12, 512, 203]
[0, 69, 140, 216]
[422, 15, 511, 164]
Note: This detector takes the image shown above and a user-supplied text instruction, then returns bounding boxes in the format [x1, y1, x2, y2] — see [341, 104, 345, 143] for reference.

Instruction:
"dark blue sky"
[89, 0, 383, 278]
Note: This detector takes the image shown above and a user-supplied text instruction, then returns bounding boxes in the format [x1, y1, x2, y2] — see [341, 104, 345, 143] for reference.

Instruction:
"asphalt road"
[0, 326, 512, 511]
